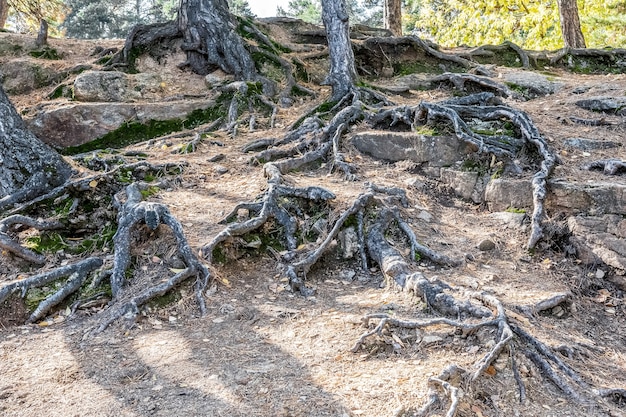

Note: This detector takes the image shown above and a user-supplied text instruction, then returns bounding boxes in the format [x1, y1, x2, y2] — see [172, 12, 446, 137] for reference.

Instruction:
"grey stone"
[503, 71, 564, 98]
[575, 96, 626, 115]
[440, 168, 488, 203]
[339, 270, 356, 281]
[478, 239, 496, 251]
[484, 178, 533, 211]
[488, 211, 527, 229]
[417, 210, 434, 223]
[568, 215, 626, 274]
[350, 131, 474, 168]
[214, 165, 229, 175]
[338, 227, 359, 259]
[74, 71, 166, 102]
[74, 71, 133, 102]
[26, 99, 217, 148]
[0, 59, 64, 94]
[563, 138, 621, 151]
[204, 70, 233, 88]
[548, 180, 626, 215]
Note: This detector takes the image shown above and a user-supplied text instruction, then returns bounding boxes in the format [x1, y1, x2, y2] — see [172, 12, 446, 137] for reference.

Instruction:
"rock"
[569, 215, 626, 272]
[207, 154, 225, 162]
[339, 270, 356, 281]
[350, 131, 474, 169]
[549, 180, 626, 215]
[563, 138, 621, 151]
[204, 69, 233, 88]
[478, 239, 496, 251]
[575, 96, 626, 115]
[503, 71, 564, 98]
[214, 165, 229, 175]
[421, 335, 444, 345]
[440, 168, 488, 203]
[74, 71, 132, 102]
[0, 59, 64, 94]
[488, 211, 527, 229]
[338, 227, 359, 259]
[25, 99, 217, 148]
[73, 70, 165, 102]
[484, 178, 533, 211]
[417, 210, 434, 223]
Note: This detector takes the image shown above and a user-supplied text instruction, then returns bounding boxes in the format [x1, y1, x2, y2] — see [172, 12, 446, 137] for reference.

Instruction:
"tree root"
[109, 183, 209, 317]
[368, 94, 556, 249]
[431, 72, 515, 98]
[583, 159, 626, 175]
[0, 257, 103, 322]
[0, 215, 63, 264]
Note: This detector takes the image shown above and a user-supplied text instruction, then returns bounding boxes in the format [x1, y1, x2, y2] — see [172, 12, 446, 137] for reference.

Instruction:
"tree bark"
[0, 84, 72, 208]
[321, 0, 357, 101]
[36, 19, 48, 47]
[383, 0, 402, 37]
[178, 0, 257, 79]
[558, 0, 586, 48]
[0, 0, 7, 30]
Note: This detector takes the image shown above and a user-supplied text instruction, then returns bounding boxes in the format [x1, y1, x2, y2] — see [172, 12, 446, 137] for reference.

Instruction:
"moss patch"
[61, 96, 232, 155]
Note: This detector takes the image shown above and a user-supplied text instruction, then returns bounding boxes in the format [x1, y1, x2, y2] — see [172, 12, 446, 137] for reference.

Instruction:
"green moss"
[505, 207, 527, 214]
[140, 186, 160, 199]
[414, 125, 439, 136]
[474, 49, 522, 68]
[29, 47, 62, 60]
[24, 232, 68, 254]
[147, 289, 181, 308]
[25, 280, 65, 312]
[62, 97, 230, 155]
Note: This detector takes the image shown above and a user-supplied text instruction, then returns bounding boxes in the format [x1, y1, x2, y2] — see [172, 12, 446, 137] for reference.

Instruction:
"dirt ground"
[1, 30, 626, 417]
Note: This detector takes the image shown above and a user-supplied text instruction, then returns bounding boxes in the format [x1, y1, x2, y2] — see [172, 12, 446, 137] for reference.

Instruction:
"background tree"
[558, 0, 586, 47]
[411, 0, 625, 49]
[321, 0, 357, 99]
[228, 0, 255, 17]
[0, 0, 65, 34]
[383, 0, 401, 35]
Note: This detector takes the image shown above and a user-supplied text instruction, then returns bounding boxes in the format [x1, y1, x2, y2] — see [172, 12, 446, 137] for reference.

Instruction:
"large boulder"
[73, 70, 165, 102]
[25, 100, 217, 148]
[350, 131, 474, 169]
[575, 96, 626, 115]
[0, 59, 64, 94]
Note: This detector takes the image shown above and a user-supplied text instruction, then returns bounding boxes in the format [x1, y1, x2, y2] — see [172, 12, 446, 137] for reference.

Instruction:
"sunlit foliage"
[406, 0, 626, 49]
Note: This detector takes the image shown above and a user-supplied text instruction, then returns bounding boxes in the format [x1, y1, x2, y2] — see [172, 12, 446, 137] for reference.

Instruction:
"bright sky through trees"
[248, 0, 289, 17]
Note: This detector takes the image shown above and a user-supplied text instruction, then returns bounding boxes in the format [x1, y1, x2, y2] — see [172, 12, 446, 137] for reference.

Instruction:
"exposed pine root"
[583, 159, 626, 175]
[0, 257, 103, 321]
[0, 215, 63, 264]
[109, 183, 210, 321]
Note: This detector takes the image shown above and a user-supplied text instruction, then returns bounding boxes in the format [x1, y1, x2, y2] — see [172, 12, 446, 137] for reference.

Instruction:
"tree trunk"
[321, 0, 357, 101]
[36, 19, 48, 47]
[0, 84, 72, 208]
[0, 0, 7, 30]
[558, 0, 586, 48]
[178, 0, 257, 79]
[383, 0, 402, 36]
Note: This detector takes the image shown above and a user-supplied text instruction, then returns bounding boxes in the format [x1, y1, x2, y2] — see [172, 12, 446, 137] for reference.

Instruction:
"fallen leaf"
[89, 180, 98, 188]
[485, 365, 497, 376]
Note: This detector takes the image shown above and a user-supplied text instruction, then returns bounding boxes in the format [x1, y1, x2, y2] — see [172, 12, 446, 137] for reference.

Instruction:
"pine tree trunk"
[321, 0, 357, 101]
[178, 0, 257, 79]
[0, 85, 71, 207]
[0, 0, 8, 30]
[36, 20, 48, 47]
[558, 0, 586, 48]
[383, 0, 402, 36]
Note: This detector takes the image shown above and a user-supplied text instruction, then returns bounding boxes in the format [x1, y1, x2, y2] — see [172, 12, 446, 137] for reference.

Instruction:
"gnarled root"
[106, 182, 210, 328]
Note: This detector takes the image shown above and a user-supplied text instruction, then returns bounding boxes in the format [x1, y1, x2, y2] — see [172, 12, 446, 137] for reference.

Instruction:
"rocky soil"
[1, 22, 626, 417]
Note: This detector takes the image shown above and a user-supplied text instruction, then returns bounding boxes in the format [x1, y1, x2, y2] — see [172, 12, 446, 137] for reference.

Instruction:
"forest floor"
[1, 29, 626, 417]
